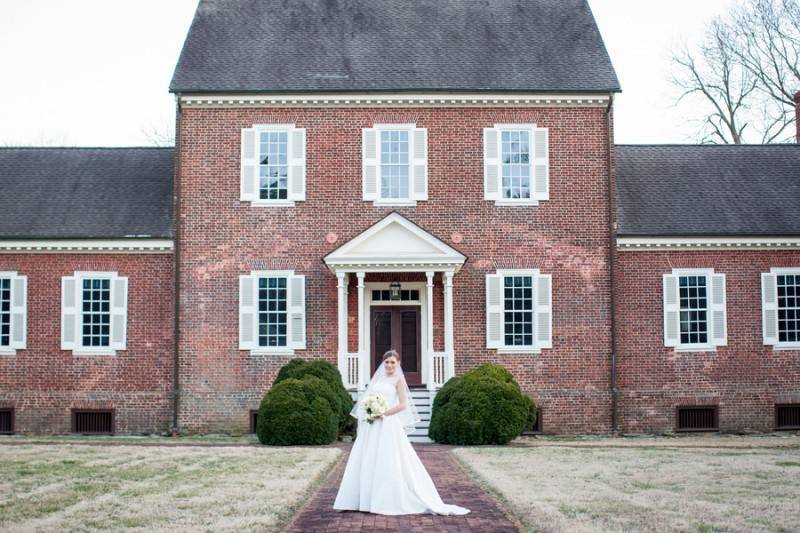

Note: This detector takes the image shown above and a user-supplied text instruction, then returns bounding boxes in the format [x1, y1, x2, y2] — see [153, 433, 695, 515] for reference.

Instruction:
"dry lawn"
[455, 443, 800, 533]
[0, 444, 341, 532]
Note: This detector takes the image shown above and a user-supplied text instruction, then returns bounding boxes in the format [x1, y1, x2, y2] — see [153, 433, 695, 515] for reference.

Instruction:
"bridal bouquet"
[362, 394, 388, 423]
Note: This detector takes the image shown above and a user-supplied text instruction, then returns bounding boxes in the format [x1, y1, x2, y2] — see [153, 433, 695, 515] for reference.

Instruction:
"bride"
[333, 350, 470, 516]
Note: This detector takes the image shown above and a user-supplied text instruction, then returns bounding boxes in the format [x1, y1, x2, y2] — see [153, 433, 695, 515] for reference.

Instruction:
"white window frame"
[765, 267, 800, 350]
[240, 270, 306, 356]
[665, 268, 724, 352]
[484, 123, 549, 207]
[487, 268, 552, 354]
[65, 271, 127, 356]
[241, 123, 306, 207]
[0, 271, 26, 355]
[363, 123, 428, 207]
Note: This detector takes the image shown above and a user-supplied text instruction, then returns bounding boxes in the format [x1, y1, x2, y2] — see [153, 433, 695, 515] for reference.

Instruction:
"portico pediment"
[324, 213, 466, 273]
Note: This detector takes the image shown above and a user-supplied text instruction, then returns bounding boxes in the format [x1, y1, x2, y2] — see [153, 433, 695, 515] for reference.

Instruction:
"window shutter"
[709, 273, 727, 346]
[532, 127, 549, 201]
[663, 274, 680, 347]
[239, 274, 257, 350]
[61, 276, 78, 350]
[10, 275, 27, 349]
[362, 128, 379, 201]
[762, 272, 778, 345]
[535, 274, 552, 349]
[288, 128, 306, 201]
[411, 128, 428, 201]
[483, 128, 500, 200]
[289, 274, 306, 350]
[486, 273, 503, 348]
[240, 128, 258, 201]
[110, 276, 128, 350]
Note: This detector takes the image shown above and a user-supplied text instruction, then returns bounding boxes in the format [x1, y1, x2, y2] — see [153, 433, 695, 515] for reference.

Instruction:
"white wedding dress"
[333, 373, 470, 515]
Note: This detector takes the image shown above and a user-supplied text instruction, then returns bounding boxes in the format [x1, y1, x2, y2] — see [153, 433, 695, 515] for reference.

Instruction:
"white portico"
[324, 213, 466, 391]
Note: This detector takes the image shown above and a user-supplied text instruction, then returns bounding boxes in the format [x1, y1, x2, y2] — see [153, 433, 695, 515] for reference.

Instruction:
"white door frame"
[363, 282, 429, 385]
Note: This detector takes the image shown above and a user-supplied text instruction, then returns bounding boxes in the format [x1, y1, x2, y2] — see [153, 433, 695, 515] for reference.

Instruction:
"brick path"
[286, 444, 520, 532]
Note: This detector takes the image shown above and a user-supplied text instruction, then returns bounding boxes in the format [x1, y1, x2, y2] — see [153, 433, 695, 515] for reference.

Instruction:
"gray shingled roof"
[0, 148, 173, 239]
[616, 145, 800, 237]
[170, 0, 620, 93]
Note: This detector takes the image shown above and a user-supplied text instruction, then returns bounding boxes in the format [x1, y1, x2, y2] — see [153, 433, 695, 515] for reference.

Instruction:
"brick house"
[0, 0, 798, 438]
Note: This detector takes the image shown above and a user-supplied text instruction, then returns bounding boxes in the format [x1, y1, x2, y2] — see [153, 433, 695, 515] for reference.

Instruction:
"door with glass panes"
[370, 306, 422, 385]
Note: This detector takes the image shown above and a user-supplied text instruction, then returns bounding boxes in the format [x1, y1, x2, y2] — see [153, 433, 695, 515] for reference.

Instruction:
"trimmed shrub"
[522, 394, 538, 432]
[273, 358, 353, 431]
[429, 364, 536, 445]
[256, 376, 338, 445]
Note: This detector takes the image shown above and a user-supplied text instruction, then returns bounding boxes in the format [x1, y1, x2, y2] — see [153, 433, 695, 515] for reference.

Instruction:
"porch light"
[390, 281, 402, 300]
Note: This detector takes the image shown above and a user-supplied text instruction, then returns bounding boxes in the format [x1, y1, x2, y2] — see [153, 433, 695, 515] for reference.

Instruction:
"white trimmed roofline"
[617, 236, 800, 250]
[324, 213, 466, 273]
[0, 239, 174, 253]
[179, 92, 611, 109]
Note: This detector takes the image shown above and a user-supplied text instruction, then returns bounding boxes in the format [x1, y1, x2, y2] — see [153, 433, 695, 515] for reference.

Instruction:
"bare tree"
[673, 0, 799, 144]
[140, 121, 175, 147]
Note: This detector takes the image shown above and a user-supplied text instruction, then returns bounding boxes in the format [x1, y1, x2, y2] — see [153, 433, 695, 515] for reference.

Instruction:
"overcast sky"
[0, 0, 737, 146]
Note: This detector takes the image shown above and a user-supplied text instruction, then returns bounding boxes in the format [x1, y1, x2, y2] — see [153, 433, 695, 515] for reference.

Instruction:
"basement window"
[72, 409, 115, 435]
[775, 404, 800, 430]
[676, 406, 718, 432]
[250, 409, 259, 434]
[0, 408, 14, 434]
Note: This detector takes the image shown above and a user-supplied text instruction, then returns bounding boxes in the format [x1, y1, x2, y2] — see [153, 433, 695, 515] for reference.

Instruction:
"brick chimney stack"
[796, 91, 800, 143]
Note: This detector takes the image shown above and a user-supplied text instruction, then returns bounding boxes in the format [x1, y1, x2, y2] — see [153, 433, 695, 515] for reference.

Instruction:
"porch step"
[351, 389, 436, 443]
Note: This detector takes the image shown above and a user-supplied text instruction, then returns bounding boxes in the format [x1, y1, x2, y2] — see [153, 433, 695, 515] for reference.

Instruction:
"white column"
[336, 272, 348, 385]
[443, 271, 455, 381]
[425, 271, 435, 391]
[356, 272, 367, 389]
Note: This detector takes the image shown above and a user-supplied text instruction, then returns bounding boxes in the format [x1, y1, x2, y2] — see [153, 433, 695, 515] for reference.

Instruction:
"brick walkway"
[286, 444, 520, 532]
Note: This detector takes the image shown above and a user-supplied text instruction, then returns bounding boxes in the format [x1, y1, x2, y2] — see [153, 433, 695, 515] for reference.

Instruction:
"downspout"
[606, 93, 618, 434]
[171, 94, 182, 435]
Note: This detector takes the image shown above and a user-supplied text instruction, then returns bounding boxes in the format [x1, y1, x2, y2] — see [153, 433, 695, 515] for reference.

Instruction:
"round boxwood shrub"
[273, 359, 353, 432]
[429, 364, 536, 445]
[256, 376, 338, 445]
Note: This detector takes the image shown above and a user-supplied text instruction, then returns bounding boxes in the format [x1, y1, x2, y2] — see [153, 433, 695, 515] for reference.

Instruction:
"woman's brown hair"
[382, 349, 400, 362]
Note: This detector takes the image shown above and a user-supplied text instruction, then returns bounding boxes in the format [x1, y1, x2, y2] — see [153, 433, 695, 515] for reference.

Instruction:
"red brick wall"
[615, 250, 800, 433]
[0, 254, 174, 434]
[176, 105, 614, 434]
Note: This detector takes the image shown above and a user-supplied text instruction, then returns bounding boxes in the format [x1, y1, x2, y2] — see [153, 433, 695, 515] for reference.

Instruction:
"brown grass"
[0, 444, 341, 532]
[454, 441, 800, 533]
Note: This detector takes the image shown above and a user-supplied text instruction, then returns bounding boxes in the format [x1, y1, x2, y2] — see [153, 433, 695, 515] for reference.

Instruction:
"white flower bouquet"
[362, 394, 388, 423]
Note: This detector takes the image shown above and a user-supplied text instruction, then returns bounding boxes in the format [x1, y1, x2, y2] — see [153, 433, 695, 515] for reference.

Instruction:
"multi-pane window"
[81, 279, 111, 347]
[679, 275, 708, 345]
[380, 130, 409, 200]
[501, 130, 531, 200]
[371, 289, 420, 302]
[259, 131, 288, 201]
[0, 279, 10, 347]
[778, 274, 800, 343]
[503, 276, 534, 347]
[258, 277, 287, 347]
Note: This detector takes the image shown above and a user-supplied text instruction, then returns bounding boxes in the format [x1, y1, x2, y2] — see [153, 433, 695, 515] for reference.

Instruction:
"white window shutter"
[486, 273, 503, 348]
[411, 127, 428, 201]
[535, 274, 552, 349]
[663, 274, 680, 347]
[762, 272, 778, 345]
[110, 276, 128, 350]
[289, 274, 306, 350]
[483, 128, 500, 201]
[533, 127, 549, 201]
[709, 273, 727, 346]
[61, 276, 78, 350]
[240, 128, 258, 201]
[362, 128, 379, 201]
[239, 275, 257, 350]
[10, 275, 27, 349]
[288, 128, 306, 201]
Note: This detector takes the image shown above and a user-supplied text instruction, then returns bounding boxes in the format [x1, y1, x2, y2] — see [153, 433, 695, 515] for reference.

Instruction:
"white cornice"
[0, 239, 174, 253]
[617, 236, 800, 251]
[179, 92, 611, 109]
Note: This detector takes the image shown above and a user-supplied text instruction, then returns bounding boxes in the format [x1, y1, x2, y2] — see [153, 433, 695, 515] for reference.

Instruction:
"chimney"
[796, 91, 800, 143]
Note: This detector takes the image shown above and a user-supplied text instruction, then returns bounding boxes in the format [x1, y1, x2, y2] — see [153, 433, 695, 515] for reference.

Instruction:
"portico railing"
[430, 351, 452, 388]
[344, 352, 361, 390]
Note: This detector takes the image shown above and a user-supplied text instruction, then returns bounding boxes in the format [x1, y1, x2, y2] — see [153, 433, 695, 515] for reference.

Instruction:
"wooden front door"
[371, 306, 422, 385]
